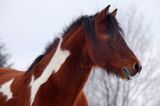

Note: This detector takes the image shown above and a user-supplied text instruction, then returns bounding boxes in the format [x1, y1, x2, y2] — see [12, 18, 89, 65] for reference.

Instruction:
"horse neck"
[43, 26, 93, 103]
[53, 27, 92, 92]
[60, 25, 93, 80]
[28, 25, 93, 77]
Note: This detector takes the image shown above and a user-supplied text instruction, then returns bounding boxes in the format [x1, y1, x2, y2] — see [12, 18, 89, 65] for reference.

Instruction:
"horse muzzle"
[121, 63, 142, 80]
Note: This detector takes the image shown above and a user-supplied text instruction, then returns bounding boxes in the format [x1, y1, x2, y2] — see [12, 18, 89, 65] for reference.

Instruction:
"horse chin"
[121, 67, 132, 80]
[105, 67, 132, 80]
[107, 67, 132, 80]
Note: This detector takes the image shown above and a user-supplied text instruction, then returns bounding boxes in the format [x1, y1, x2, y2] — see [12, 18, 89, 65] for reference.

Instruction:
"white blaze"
[0, 79, 14, 101]
[29, 37, 70, 106]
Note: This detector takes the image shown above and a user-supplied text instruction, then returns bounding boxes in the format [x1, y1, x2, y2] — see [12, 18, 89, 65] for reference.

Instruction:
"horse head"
[83, 5, 142, 80]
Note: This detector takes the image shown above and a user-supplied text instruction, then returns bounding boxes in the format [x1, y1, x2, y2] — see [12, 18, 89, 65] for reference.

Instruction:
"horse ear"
[97, 5, 110, 22]
[111, 9, 118, 17]
[101, 5, 110, 17]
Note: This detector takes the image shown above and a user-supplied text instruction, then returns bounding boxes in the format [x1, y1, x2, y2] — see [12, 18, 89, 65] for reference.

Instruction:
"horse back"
[0, 68, 24, 84]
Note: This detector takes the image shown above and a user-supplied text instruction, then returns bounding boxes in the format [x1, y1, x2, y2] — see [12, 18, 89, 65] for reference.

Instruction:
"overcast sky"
[0, 0, 159, 70]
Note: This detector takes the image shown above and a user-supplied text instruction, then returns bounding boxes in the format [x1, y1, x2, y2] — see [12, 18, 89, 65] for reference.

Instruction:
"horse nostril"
[133, 63, 142, 73]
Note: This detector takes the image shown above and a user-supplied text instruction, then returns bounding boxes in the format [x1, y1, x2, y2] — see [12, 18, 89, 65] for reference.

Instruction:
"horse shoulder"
[0, 68, 25, 105]
[74, 91, 88, 106]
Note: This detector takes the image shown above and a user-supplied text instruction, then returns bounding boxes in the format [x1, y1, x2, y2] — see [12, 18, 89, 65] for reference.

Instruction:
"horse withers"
[0, 5, 141, 106]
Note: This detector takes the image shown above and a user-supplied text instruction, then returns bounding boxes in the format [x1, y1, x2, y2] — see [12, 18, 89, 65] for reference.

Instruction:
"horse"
[0, 5, 142, 106]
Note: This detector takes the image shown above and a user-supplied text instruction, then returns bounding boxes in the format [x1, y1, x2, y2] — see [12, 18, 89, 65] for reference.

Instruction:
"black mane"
[27, 13, 123, 71]
[45, 15, 91, 54]
[62, 15, 89, 36]
[27, 54, 44, 71]
[27, 15, 90, 71]
[63, 14, 123, 39]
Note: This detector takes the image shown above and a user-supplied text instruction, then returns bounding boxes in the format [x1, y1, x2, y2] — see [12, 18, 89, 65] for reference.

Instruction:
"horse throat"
[47, 27, 93, 105]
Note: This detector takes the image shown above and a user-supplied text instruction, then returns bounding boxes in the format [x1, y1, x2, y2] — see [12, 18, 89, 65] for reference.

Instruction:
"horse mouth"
[121, 67, 133, 80]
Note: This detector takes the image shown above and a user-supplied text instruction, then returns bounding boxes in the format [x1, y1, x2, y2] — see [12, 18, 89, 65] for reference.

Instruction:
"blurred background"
[0, 0, 160, 106]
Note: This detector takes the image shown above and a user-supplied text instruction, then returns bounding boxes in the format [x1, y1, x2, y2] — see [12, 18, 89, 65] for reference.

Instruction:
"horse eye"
[98, 34, 109, 41]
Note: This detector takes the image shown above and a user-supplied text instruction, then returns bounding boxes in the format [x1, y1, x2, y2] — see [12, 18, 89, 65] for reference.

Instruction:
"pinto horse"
[0, 5, 142, 106]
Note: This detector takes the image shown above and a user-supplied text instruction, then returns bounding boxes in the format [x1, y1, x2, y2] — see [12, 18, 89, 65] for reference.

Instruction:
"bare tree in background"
[0, 40, 11, 67]
[85, 7, 160, 106]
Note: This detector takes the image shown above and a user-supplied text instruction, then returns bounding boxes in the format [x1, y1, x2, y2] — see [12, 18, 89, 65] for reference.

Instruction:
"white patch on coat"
[29, 37, 70, 106]
[0, 79, 14, 101]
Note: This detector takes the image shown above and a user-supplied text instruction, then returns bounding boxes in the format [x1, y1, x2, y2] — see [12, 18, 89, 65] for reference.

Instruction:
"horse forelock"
[105, 14, 124, 37]
[82, 16, 96, 44]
